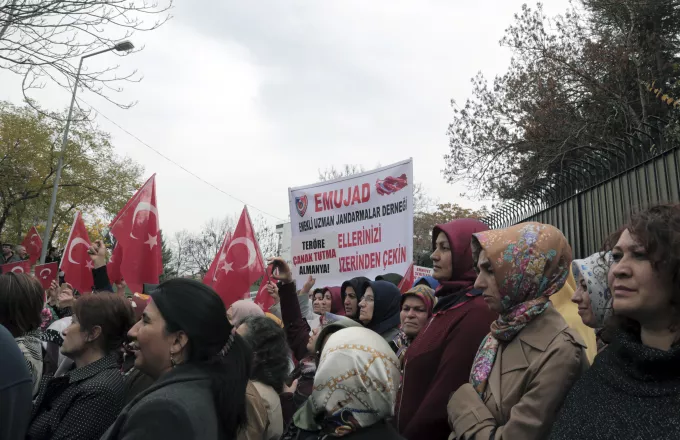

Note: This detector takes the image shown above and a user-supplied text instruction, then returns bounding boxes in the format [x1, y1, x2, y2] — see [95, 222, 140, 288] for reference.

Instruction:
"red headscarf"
[431, 218, 489, 297]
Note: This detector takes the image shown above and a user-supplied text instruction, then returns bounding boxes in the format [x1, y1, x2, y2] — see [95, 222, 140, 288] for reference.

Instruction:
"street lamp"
[39, 41, 135, 265]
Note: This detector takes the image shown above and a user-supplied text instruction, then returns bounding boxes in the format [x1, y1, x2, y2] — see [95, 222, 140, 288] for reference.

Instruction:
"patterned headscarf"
[293, 327, 401, 437]
[572, 252, 612, 327]
[469, 222, 572, 397]
[401, 284, 436, 317]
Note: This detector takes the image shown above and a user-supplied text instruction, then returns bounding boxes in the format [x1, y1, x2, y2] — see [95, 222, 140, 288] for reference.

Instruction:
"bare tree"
[251, 214, 277, 261]
[171, 230, 191, 276]
[0, 0, 172, 109]
[318, 164, 365, 182]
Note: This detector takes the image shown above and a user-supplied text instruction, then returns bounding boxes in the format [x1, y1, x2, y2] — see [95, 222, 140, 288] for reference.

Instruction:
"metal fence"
[483, 146, 680, 258]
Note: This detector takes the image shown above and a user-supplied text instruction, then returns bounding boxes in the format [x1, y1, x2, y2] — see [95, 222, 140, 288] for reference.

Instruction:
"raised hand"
[267, 257, 293, 284]
[87, 239, 108, 269]
[57, 283, 76, 308]
[301, 275, 316, 294]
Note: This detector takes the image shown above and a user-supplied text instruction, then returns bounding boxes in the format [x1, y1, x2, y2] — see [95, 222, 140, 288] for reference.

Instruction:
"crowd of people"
[0, 203, 679, 440]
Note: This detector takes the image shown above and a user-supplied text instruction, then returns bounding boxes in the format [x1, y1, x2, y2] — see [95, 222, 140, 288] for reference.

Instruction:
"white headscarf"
[294, 327, 400, 437]
[572, 252, 612, 327]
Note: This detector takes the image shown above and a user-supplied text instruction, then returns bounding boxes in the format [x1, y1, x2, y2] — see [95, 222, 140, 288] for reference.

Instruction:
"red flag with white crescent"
[109, 174, 162, 294]
[203, 230, 232, 287]
[107, 243, 123, 284]
[212, 207, 265, 309]
[0, 260, 31, 275]
[35, 262, 59, 289]
[60, 211, 94, 293]
[21, 226, 43, 266]
[253, 264, 276, 312]
[398, 262, 415, 293]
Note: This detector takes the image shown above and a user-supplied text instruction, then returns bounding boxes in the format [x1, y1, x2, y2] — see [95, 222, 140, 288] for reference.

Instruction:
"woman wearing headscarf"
[341, 276, 370, 320]
[570, 252, 612, 353]
[549, 205, 680, 440]
[391, 284, 436, 365]
[282, 327, 404, 440]
[395, 219, 497, 440]
[447, 222, 589, 440]
[375, 273, 403, 287]
[100, 279, 251, 440]
[358, 280, 402, 342]
[414, 276, 440, 290]
[228, 300, 265, 328]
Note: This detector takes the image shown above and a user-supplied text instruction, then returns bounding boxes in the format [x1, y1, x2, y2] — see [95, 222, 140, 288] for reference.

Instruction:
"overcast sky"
[1, 0, 571, 236]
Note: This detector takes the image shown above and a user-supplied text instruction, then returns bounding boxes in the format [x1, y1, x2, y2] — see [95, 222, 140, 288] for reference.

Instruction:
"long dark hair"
[0, 272, 44, 337]
[239, 315, 290, 393]
[151, 279, 251, 439]
[603, 204, 680, 338]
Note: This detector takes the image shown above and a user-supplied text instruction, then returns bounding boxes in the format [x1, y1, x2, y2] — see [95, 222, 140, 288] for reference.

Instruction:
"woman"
[237, 315, 288, 440]
[391, 284, 436, 365]
[447, 222, 589, 440]
[414, 276, 440, 290]
[282, 327, 404, 440]
[549, 205, 680, 440]
[395, 219, 497, 440]
[341, 276, 370, 319]
[570, 252, 612, 352]
[375, 273, 403, 287]
[228, 299, 265, 328]
[100, 278, 251, 440]
[358, 280, 402, 342]
[314, 286, 345, 316]
[0, 272, 44, 396]
[28, 294, 136, 440]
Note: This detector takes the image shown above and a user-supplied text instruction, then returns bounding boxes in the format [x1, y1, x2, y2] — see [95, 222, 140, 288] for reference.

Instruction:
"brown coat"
[447, 305, 589, 440]
[238, 381, 269, 440]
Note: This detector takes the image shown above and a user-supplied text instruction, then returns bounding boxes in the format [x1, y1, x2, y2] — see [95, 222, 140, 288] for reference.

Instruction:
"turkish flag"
[253, 264, 276, 312]
[398, 262, 415, 293]
[21, 226, 43, 266]
[60, 211, 94, 293]
[212, 207, 265, 308]
[109, 174, 162, 294]
[203, 230, 232, 287]
[107, 243, 123, 284]
[35, 262, 58, 289]
[0, 260, 31, 275]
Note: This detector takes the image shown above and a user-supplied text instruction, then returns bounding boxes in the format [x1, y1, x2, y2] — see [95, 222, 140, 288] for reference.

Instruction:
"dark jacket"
[0, 324, 32, 440]
[100, 364, 222, 440]
[27, 354, 126, 440]
[292, 420, 405, 440]
[549, 328, 680, 440]
[362, 280, 401, 342]
[395, 219, 497, 440]
[280, 281, 312, 363]
[0, 252, 20, 265]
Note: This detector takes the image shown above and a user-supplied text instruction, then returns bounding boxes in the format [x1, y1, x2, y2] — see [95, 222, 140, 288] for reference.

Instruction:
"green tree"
[159, 230, 176, 282]
[0, 102, 144, 247]
[445, 1, 680, 201]
[413, 203, 487, 267]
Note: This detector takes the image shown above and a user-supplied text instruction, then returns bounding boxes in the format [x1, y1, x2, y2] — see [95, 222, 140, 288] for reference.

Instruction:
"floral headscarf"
[572, 252, 612, 327]
[469, 222, 572, 397]
[392, 285, 437, 364]
[293, 327, 401, 437]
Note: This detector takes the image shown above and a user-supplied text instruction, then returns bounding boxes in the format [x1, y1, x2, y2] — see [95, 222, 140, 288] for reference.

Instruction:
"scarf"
[469, 222, 572, 396]
[360, 280, 401, 336]
[229, 299, 265, 327]
[293, 327, 401, 438]
[16, 330, 44, 397]
[572, 252, 612, 327]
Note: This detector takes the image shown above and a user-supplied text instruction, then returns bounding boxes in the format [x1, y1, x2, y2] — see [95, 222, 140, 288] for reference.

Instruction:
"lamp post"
[39, 40, 134, 265]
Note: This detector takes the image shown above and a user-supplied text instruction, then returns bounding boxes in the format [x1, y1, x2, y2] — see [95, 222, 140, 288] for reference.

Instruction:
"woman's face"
[571, 273, 597, 328]
[358, 287, 375, 325]
[609, 229, 675, 327]
[320, 291, 333, 314]
[400, 296, 429, 338]
[474, 249, 503, 313]
[312, 292, 324, 314]
[128, 299, 179, 379]
[344, 286, 358, 317]
[306, 327, 320, 353]
[61, 314, 92, 359]
[431, 232, 453, 281]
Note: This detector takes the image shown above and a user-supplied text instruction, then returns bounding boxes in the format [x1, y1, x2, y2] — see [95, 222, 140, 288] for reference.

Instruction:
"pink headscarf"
[229, 300, 264, 327]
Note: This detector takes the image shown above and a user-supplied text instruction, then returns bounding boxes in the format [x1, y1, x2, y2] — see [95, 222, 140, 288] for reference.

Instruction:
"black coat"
[100, 364, 222, 440]
[549, 328, 680, 440]
[27, 354, 125, 440]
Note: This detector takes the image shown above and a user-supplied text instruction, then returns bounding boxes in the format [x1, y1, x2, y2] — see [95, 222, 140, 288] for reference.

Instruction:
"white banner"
[288, 159, 414, 287]
[413, 265, 434, 279]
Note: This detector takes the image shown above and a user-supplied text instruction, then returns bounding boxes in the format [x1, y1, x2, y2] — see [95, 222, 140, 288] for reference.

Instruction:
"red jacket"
[395, 293, 496, 439]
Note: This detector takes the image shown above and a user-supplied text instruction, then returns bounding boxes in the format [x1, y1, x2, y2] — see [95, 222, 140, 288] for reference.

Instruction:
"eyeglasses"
[361, 296, 375, 303]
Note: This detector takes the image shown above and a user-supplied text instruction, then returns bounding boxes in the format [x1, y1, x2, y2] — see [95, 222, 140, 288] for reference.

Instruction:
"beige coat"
[238, 381, 284, 440]
[447, 305, 589, 440]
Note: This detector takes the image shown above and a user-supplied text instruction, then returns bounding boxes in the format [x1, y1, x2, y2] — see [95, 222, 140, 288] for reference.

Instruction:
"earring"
[170, 351, 177, 368]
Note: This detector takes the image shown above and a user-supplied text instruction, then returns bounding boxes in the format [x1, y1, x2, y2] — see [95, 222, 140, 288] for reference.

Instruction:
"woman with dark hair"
[237, 315, 289, 440]
[28, 294, 135, 440]
[341, 276, 370, 320]
[0, 272, 45, 396]
[550, 204, 680, 440]
[358, 280, 402, 342]
[100, 278, 251, 440]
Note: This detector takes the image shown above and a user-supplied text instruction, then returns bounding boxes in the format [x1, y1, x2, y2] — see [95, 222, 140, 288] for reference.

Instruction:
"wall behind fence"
[486, 147, 680, 258]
